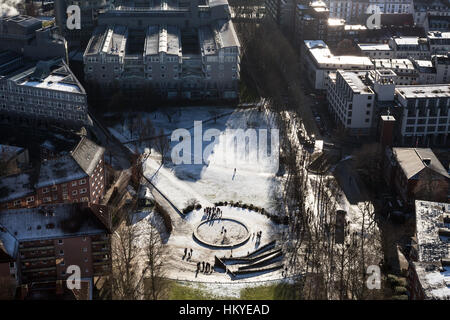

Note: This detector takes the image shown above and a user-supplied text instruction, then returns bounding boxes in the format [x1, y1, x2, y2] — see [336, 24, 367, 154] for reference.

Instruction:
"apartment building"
[396, 85, 450, 145]
[265, 0, 297, 28]
[384, 148, 449, 203]
[83, 0, 241, 100]
[434, 53, 450, 84]
[0, 54, 90, 129]
[411, 59, 437, 84]
[413, 0, 450, 27]
[0, 137, 106, 210]
[0, 203, 111, 285]
[358, 43, 394, 59]
[388, 36, 431, 59]
[326, 70, 380, 135]
[427, 31, 450, 55]
[302, 40, 374, 90]
[0, 15, 67, 61]
[373, 58, 418, 84]
[408, 200, 450, 300]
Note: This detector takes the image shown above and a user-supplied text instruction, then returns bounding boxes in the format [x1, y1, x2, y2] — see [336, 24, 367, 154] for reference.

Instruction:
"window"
[58, 239, 63, 245]
[82, 248, 88, 253]
[59, 250, 64, 255]
[80, 188, 87, 194]
[14, 200, 21, 206]
[72, 190, 78, 196]
[43, 197, 51, 203]
[80, 179, 86, 185]
[42, 187, 49, 194]
[72, 181, 77, 187]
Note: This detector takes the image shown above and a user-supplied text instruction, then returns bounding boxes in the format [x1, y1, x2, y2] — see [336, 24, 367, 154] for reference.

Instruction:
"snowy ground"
[130, 201, 289, 284]
[108, 107, 284, 213]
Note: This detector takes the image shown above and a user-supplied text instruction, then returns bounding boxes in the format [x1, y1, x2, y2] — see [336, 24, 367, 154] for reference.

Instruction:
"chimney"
[56, 280, 64, 295]
[379, 114, 396, 148]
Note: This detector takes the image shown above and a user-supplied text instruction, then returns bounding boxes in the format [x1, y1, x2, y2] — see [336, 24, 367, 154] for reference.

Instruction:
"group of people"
[204, 206, 223, 220]
[183, 248, 193, 261]
[197, 261, 213, 274]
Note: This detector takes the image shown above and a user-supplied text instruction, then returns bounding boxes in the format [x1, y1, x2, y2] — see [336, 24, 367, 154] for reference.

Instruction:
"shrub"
[391, 295, 408, 300]
[224, 201, 228, 206]
[242, 204, 248, 209]
[394, 286, 408, 295]
[195, 203, 202, 210]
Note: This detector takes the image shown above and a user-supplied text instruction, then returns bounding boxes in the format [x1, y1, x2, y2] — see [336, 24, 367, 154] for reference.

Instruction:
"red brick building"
[0, 203, 111, 287]
[384, 147, 449, 204]
[0, 137, 106, 210]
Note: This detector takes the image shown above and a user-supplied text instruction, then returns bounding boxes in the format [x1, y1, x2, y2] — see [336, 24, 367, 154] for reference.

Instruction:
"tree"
[154, 129, 170, 164]
[144, 225, 167, 300]
[111, 221, 147, 300]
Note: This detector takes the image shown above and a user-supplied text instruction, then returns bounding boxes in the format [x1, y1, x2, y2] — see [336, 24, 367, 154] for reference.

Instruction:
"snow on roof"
[36, 137, 104, 188]
[36, 155, 87, 188]
[304, 40, 373, 68]
[0, 204, 108, 243]
[358, 43, 392, 51]
[415, 200, 450, 263]
[413, 262, 450, 300]
[0, 173, 34, 203]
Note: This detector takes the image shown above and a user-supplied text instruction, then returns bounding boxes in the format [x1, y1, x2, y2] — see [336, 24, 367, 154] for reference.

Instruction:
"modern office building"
[83, 0, 241, 100]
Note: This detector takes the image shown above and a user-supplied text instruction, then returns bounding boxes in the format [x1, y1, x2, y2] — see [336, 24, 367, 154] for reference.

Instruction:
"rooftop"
[0, 173, 34, 203]
[358, 43, 392, 51]
[373, 58, 415, 70]
[304, 40, 374, 68]
[415, 200, 450, 263]
[0, 203, 109, 258]
[392, 147, 450, 180]
[338, 70, 374, 94]
[396, 85, 450, 98]
[427, 31, 450, 40]
[36, 137, 104, 188]
[412, 261, 450, 300]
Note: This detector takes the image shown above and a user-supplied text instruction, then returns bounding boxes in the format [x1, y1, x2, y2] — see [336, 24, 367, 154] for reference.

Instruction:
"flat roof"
[373, 58, 415, 70]
[396, 85, 450, 98]
[415, 200, 450, 264]
[358, 43, 392, 51]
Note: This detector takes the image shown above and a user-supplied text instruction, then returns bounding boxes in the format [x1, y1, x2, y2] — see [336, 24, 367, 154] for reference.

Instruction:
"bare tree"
[111, 222, 146, 300]
[154, 129, 170, 164]
[144, 225, 167, 300]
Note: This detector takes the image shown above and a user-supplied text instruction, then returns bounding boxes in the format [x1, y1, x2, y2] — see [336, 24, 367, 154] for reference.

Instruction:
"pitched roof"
[70, 137, 105, 176]
[392, 148, 450, 180]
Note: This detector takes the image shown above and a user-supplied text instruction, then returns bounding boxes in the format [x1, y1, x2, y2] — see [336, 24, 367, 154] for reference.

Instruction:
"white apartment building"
[396, 85, 450, 145]
[373, 58, 417, 84]
[326, 69, 378, 135]
[302, 40, 374, 90]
